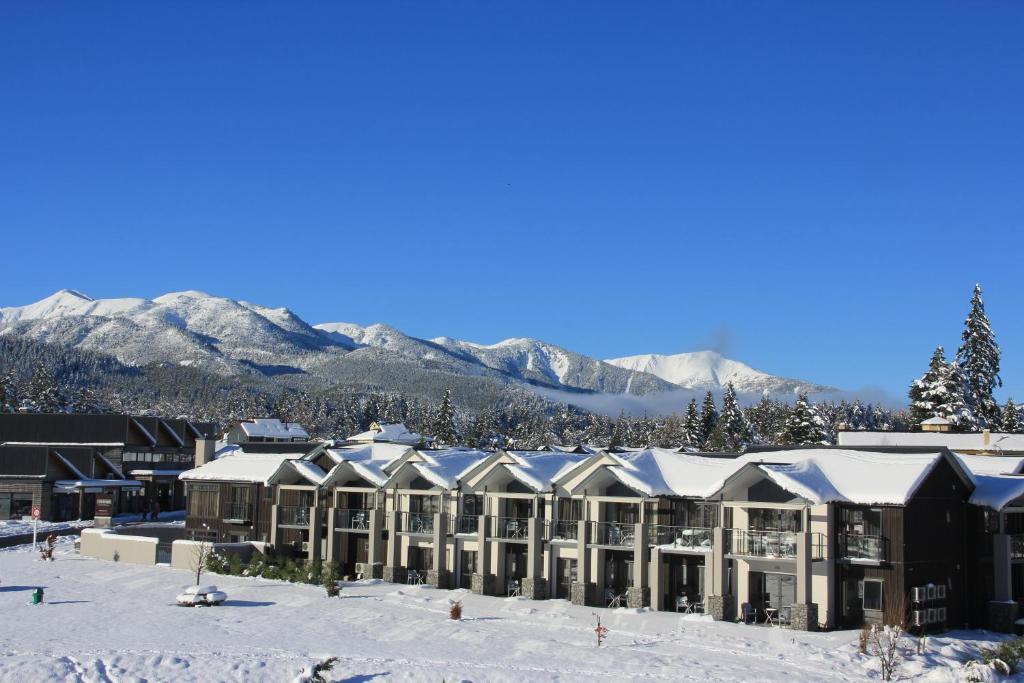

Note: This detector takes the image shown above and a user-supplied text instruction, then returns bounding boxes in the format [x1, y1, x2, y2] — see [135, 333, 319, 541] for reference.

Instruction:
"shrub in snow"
[866, 624, 904, 682]
[294, 656, 338, 683]
[449, 600, 462, 620]
[593, 613, 608, 647]
[857, 626, 870, 655]
[980, 638, 1024, 674]
[226, 552, 243, 576]
[961, 660, 997, 683]
[323, 562, 340, 597]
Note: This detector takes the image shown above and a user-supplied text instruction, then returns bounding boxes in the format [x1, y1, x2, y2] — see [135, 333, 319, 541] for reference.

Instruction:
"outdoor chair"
[676, 595, 692, 613]
[741, 602, 757, 624]
[507, 579, 521, 597]
[606, 588, 623, 608]
[352, 512, 368, 530]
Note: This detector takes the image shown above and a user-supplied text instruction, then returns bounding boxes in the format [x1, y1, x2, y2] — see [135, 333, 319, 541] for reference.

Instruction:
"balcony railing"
[451, 515, 479, 535]
[399, 511, 435, 535]
[223, 501, 252, 523]
[725, 529, 825, 560]
[649, 525, 713, 551]
[547, 519, 579, 541]
[1011, 534, 1024, 560]
[278, 505, 311, 527]
[837, 533, 887, 562]
[335, 508, 371, 531]
[591, 521, 636, 547]
[493, 516, 530, 540]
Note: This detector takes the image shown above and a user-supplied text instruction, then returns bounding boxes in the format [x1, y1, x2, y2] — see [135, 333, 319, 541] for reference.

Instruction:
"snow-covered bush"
[961, 659, 998, 682]
[980, 638, 1024, 674]
[323, 562, 340, 597]
[866, 624, 904, 681]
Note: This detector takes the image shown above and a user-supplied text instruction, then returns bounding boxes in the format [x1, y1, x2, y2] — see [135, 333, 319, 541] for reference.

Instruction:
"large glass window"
[748, 508, 802, 532]
[862, 579, 883, 612]
[187, 484, 219, 518]
[673, 500, 719, 528]
[0, 493, 35, 519]
[842, 507, 881, 536]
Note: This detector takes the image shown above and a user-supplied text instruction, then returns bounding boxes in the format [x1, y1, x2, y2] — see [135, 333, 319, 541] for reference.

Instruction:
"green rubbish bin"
[31, 587, 43, 605]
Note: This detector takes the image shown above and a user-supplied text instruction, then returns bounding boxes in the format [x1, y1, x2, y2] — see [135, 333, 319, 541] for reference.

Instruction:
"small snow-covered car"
[175, 585, 228, 607]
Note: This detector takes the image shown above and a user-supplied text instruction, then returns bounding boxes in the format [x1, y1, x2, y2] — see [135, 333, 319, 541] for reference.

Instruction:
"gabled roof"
[237, 418, 310, 440]
[501, 450, 591, 492]
[179, 447, 313, 485]
[730, 448, 973, 506]
[348, 423, 424, 445]
[320, 443, 415, 488]
[381, 448, 490, 490]
[557, 448, 745, 498]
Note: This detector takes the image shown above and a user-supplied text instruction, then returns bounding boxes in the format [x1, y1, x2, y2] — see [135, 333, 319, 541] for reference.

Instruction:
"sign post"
[31, 506, 41, 551]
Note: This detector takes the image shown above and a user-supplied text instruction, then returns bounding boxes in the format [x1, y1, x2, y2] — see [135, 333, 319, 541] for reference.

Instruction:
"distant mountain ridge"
[0, 290, 836, 404]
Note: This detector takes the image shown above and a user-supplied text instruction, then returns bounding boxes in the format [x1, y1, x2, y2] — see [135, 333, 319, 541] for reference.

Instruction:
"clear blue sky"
[2, 2, 1023, 400]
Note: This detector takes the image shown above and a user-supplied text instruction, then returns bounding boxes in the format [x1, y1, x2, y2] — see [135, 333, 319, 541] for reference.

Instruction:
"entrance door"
[763, 573, 797, 611]
[460, 550, 477, 589]
[505, 546, 527, 593]
[556, 558, 577, 599]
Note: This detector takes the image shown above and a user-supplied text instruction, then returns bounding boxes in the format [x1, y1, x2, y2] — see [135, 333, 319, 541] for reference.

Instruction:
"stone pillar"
[790, 530, 818, 631]
[383, 510, 406, 584]
[627, 522, 650, 608]
[707, 526, 733, 621]
[571, 520, 593, 606]
[307, 506, 322, 562]
[649, 545, 663, 611]
[428, 512, 449, 588]
[472, 513, 493, 595]
[523, 517, 547, 599]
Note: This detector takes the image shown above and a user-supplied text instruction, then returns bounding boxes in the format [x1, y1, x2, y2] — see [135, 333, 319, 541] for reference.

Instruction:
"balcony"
[591, 521, 636, 547]
[335, 508, 371, 531]
[399, 511, 435, 535]
[493, 516, 530, 540]
[725, 529, 825, 560]
[278, 505, 311, 527]
[837, 533, 888, 562]
[649, 525, 713, 551]
[451, 515, 479, 536]
[223, 501, 252, 523]
[547, 519, 579, 541]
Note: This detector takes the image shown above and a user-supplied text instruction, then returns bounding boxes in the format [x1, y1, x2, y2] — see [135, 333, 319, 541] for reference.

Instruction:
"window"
[187, 484, 220, 518]
[748, 508, 801, 532]
[862, 579, 883, 612]
[0, 492, 35, 520]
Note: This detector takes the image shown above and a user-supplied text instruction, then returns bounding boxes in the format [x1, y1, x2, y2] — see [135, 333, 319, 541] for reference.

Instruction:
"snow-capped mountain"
[0, 290, 834, 402]
[604, 351, 834, 395]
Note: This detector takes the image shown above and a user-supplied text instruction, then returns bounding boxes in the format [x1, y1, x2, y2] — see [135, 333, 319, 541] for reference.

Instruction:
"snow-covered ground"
[0, 510, 185, 540]
[0, 539, 1014, 682]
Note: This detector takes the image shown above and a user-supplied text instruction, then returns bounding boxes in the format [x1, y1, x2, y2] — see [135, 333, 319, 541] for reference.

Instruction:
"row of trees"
[909, 285, 1020, 432]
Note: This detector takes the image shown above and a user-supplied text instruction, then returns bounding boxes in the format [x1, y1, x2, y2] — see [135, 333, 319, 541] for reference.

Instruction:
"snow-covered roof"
[238, 418, 309, 440]
[737, 449, 962, 506]
[323, 442, 413, 465]
[921, 417, 951, 425]
[838, 430, 1024, 453]
[503, 450, 591, 492]
[289, 460, 328, 485]
[54, 479, 142, 492]
[348, 423, 423, 445]
[409, 449, 490, 489]
[179, 450, 305, 484]
[955, 453, 1024, 477]
[969, 475, 1024, 510]
[605, 449, 746, 498]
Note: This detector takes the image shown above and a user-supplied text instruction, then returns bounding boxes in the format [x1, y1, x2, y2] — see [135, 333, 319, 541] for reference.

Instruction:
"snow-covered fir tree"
[956, 284, 1002, 428]
[718, 382, 752, 450]
[1003, 399, 1021, 433]
[431, 388, 459, 446]
[698, 391, 719, 448]
[908, 346, 974, 429]
[22, 360, 67, 413]
[0, 369, 17, 413]
[682, 398, 701, 447]
[780, 394, 827, 445]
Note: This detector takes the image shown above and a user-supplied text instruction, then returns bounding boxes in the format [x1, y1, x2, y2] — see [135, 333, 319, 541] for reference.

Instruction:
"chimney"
[983, 429, 991, 447]
[194, 438, 216, 467]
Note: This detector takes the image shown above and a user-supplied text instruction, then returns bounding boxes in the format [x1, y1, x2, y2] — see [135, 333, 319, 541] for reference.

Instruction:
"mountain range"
[0, 290, 836, 409]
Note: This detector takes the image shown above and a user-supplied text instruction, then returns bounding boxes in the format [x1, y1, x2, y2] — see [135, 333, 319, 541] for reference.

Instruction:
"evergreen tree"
[609, 411, 628, 450]
[956, 284, 1002, 428]
[908, 346, 974, 429]
[0, 369, 17, 413]
[681, 398, 701, 448]
[780, 395, 826, 445]
[431, 388, 459, 446]
[1003, 399, 1021, 434]
[719, 382, 751, 451]
[698, 391, 719, 448]
[24, 360, 65, 413]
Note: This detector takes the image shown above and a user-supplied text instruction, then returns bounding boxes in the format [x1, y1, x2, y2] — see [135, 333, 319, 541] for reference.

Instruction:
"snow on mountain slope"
[605, 351, 834, 395]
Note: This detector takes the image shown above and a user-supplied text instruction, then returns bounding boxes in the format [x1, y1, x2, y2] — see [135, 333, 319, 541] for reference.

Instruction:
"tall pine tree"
[908, 346, 974, 429]
[719, 382, 751, 451]
[431, 388, 459, 446]
[1003, 399, 1021, 434]
[780, 395, 826, 445]
[956, 284, 1002, 428]
[699, 391, 719, 448]
[682, 398, 701, 447]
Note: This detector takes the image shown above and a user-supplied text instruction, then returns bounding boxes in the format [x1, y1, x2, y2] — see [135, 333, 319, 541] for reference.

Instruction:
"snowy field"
[0, 539, 1014, 682]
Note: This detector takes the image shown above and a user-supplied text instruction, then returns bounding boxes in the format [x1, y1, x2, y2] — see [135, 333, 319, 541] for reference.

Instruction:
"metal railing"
[649, 525, 713, 550]
[335, 508, 371, 531]
[278, 505, 311, 527]
[451, 515, 479, 535]
[493, 516, 530, 540]
[547, 519, 579, 541]
[223, 501, 252, 522]
[400, 511, 435, 535]
[837, 533, 887, 562]
[724, 529, 825, 560]
[591, 521, 636, 547]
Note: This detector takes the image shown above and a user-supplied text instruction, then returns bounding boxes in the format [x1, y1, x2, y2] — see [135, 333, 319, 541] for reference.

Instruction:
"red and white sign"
[31, 506, 41, 520]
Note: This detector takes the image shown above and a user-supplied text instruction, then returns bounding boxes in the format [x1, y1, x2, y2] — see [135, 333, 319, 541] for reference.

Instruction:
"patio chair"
[507, 579, 521, 597]
[741, 602, 757, 624]
[676, 595, 692, 613]
[352, 511, 368, 530]
[606, 588, 623, 608]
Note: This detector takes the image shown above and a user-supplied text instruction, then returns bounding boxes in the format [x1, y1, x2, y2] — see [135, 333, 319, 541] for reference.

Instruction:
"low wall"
[79, 528, 159, 566]
[170, 540, 267, 573]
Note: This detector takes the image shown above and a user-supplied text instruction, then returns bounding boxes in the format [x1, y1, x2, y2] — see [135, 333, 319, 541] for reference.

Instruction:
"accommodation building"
[0, 413, 215, 520]
[224, 418, 309, 444]
[347, 422, 426, 447]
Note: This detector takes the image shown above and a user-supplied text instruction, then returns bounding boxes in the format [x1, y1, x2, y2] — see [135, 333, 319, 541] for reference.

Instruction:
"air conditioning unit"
[911, 610, 925, 626]
[926, 584, 937, 601]
[911, 587, 925, 603]
[927, 608, 937, 624]
[936, 584, 947, 600]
